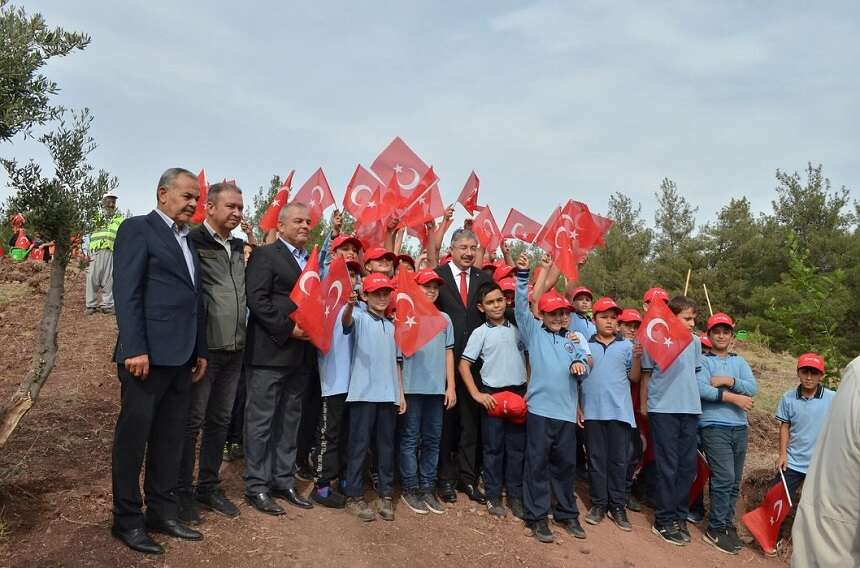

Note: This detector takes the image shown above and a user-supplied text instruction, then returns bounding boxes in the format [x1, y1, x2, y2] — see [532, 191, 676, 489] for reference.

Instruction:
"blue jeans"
[399, 394, 444, 492]
[700, 425, 748, 531]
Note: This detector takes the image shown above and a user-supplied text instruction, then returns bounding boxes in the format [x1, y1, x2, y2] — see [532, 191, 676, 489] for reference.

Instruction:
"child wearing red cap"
[767, 352, 835, 554]
[695, 312, 757, 554]
[364, 247, 396, 276]
[642, 287, 669, 312]
[618, 308, 647, 513]
[581, 297, 640, 532]
[569, 286, 597, 339]
[460, 281, 529, 519]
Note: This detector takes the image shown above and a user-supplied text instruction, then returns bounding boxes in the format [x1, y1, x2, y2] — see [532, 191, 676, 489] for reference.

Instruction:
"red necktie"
[459, 271, 468, 306]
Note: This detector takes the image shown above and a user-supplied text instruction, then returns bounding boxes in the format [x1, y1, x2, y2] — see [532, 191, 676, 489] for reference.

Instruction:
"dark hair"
[477, 281, 503, 303]
[668, 295, 698, 316]
[207, 181, 242, 204]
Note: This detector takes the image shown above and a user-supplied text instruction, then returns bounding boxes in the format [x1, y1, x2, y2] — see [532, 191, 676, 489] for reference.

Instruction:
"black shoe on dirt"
[677, 519, 691, 543]
[585, 505, 606, 525]
[530, 519, 554, 543]
[703, 528, 739, 555]
[553, 517, 587, 539]
[608, 507, 632, 532]
[652, 522, 687, 546]
[626, 494, 642, 512]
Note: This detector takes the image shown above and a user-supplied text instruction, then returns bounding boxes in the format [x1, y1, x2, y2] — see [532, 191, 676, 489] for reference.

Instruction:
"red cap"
[346, 260, 363, 275]
[592, 297, 621, 315]
[498, 278, 516, 292]
[643, 287, 669, 303]
[570, 286, 593, 300]
[619, 308, 642, 323]
[364, 247, 395, 262]
[493, 264, 514, 282]
[538, 290, 572, 313]
[414, 268, 444, 286]
[331, 234, 364, 253]
[396, 254, 415, 269]
[700, 335, 713, 348]
[797, 353, 825, 373]
[362, 273, 394, 293]
[487, 391, 528, 423]
[706, 312, 734, 331]
[482, 259, 498, 271]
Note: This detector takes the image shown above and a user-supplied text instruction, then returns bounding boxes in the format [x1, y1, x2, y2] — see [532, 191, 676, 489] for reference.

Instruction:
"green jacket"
[89, 213, 124, 252]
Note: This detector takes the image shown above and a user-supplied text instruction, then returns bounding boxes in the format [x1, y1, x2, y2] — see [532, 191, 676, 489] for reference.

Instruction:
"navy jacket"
[112, 210, 207, 366]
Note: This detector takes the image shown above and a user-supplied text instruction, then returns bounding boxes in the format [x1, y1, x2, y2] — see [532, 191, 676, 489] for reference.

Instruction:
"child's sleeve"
[461, 325, 485, 364]
[514, 269, 538, 342]
[733, 358, 758, 396]
[697, 358, 722, 402]
[343, 307, 364, 335]
[640, 348, 654, 374]
[575, 331, 592, 357]
[775, 393, 791, 423]
[444, 315, 455, 350]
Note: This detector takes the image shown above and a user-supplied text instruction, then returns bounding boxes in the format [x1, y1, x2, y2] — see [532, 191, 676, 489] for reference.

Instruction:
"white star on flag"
[663, 337, 673, 348]
[272, 198, 281, 206]
[393, 164, 403, 174]
[366, 200, 376, 208]
[405, 315, 416, 328]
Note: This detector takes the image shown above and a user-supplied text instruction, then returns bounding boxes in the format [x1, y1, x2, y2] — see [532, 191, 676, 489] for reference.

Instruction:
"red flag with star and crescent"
[259, 171, 295, 232]
[343, 164, 382, 220]
[292, 168, 335, 227]
[742, 472, 793, 554]
[501, 208, 541, 243]
[637, 298, 693, 371]
[370, 136, 430, 202]
[457, 171, 480, 215]
[688, 450, 711, 505]
[472, 205, 503, 253]
[393, 266, 449, 357]
[397, 183, 445, 230]
[288, 246, 326, 346]
[191, 169, 208, 224]
[317, 256, 353, 353]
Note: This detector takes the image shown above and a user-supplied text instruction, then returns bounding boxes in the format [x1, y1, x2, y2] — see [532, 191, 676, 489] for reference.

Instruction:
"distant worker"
[86, 191, 124, 315]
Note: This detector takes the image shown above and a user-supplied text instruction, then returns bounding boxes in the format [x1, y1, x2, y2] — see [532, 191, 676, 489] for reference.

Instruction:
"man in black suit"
[434, 228, 492, 504]
[110, 168, 209, 555]
[243, 202, 316, 516]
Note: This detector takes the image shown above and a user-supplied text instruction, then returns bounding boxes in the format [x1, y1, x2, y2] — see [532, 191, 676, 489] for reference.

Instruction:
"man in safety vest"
[86, 191, 124, 315]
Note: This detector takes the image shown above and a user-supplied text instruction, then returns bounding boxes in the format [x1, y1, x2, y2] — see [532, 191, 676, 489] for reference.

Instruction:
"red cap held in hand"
[487, 391, 528, 423]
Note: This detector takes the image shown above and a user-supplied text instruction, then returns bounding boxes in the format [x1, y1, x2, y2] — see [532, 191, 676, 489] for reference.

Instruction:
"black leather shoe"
[196, 489, 240, 518]
[437, 481, 457, 503]
[111, 526, 164, 555]
[245, 492, 286, 516]
[272, 487, 314, 509]
[457, 482, 487, 504]
[144, 518, 202, 541]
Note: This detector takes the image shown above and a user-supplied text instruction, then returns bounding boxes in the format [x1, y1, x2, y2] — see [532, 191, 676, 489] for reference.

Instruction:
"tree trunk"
[0, 239, 69, 448]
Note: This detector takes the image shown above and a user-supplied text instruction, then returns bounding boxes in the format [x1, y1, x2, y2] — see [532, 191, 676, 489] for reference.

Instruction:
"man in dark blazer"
[243, 202, 316, 516]
[110, 168, 208, 555]
[434, 228, 492, 504]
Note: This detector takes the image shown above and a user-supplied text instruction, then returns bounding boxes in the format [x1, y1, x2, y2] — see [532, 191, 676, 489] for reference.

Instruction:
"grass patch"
[735, 338, 798, 417]
[0, 282, 30, 310]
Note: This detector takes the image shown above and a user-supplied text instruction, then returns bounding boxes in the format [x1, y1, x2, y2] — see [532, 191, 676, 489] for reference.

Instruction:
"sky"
[3, 0, 858, 231]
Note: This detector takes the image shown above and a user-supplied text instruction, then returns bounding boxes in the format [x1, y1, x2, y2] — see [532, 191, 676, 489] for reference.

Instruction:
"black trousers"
[310, 393, 348, 487]
[649, 412, 699, 527]
[243, 365, 310, 495]
[343, 402, 397, 498]
[297, 369, 321, 471]
[585, 420, 631, 509]
[438, 374, 482, 486]
[111, 361, 192, 531]
[523, 413, 580, 523]
[481, 384, 526, 500]
[226, 362, 248, 445]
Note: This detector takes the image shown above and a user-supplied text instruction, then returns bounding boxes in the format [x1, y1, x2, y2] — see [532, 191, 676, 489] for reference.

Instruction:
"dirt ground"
[0, 260, 791, 567]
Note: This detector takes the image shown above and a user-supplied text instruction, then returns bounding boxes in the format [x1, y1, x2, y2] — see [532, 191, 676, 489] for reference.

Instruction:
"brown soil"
[0, 259, 789, 567]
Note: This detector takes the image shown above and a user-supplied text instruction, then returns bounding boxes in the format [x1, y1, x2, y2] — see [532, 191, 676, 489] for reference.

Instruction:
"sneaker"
[311, 486, 346, 509]
[346, 497, 375, 522]
[686, 510, 704, 524]
[652, 522, 687, 546]
[677, 519, 691, 543]
[764, 538, 783, 557]
[401, 491, 429, 515]
[727, 525, 743, 551]
[608, 507, 632, 532]
[85, 307, 97, 315]
[377, 497, 395, 521]
[422, 492, 445, 514]
[530, 519, 554, 543]
[626, 494, 642, 512]
[508, 496, 525, 520]
[703, 528, 739, 555]
[553, 517, 587, 539]
[178, 493, 201, 525]
[486, 497, 506, 517]
[195, 488, 240, 518]
[585, 505, 606, 525]
[100, 306, 115, 315]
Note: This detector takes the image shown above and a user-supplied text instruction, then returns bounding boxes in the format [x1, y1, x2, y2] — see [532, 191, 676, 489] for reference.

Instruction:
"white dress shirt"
[448, 260, 471, 293]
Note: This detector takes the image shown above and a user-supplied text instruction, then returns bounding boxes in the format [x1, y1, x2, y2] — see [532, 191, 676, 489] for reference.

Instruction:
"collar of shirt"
[542, 325, 570, 336]
[589, 332, 623, 345]
[203, 220, 233, 257]
[796, 384, 824, 400]
[279, 236, 307, 261]
[448, 261, 470, 280]
[154, 208, 189, 237]
[486, 320, 511, 329]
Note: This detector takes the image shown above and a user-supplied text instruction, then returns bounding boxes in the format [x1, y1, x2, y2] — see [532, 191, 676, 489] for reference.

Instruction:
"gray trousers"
[86, 249, 114, 308]
[243, 365, 310, 495]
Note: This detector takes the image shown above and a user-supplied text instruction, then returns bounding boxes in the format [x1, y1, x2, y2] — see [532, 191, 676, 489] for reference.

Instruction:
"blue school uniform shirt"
[318, 305, 352, 397]
[696, 352, 758, 428]
[399, 313, 454, 395]
[571, 312, 596, 340]
[641, 334, 702, 414]
[775, 385, 835, 474]
[343, 308, 400, 403]
[461, 320, 527, 389]
[515, 270, 589, 423]
[582, 334, 635, 426]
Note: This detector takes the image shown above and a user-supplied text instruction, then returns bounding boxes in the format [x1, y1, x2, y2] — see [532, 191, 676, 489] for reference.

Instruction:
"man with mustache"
[110, 168, 209, 554]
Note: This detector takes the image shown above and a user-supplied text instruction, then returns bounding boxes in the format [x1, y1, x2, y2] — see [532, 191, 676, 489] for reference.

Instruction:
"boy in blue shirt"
[398, 269, 457, 515]
[695, 312, 757, 554]
[514, 254, 589, 543]
[341, 273, 406, 522]
[640, 296, 702, 546]
[569, 286, 597, 339]
[581, 297, 639, 532]
[460, 281, 529, 519]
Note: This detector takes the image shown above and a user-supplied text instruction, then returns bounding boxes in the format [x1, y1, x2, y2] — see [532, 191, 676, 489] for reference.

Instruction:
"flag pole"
[683, 268, 692, 296]
[779, 469, 793, 508]
[703, 283, 714, 316]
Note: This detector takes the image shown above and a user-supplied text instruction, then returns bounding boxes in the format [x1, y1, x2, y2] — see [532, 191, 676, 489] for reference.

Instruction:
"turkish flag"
[398, 166, 439, 211]
[370, 136, 430, 201]
[688, 451, 710, 505]
[534, 206, 561, 254]
[560, 200, 603, 252]
[591, 212, 614, 246]
[292, 168, 335, 227]
[357, 179, 398, 227]
[742, 474, 793, 554]
[457, 171, 480, 215]
[472, 205, 502, 253]
[637, 298, 693, 371]
[14, 232, 30, 250]
[288, 246, 325, 345]
[191, 169, 208, 224]
[393, 266, 449, 356]
[317, 256, 353, 353]
[343, 164, 382, 219]
[354, 219, 386, 250]
[259, 171, 294, 232]
[29, 246, 44, 261]
[501, 208, 541, 243]
[398, 184, 445, 230]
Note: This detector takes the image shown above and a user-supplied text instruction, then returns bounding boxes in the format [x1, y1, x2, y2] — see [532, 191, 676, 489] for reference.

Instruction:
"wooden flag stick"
[683, 268, 692, 296]
[703, 283, 713, 316]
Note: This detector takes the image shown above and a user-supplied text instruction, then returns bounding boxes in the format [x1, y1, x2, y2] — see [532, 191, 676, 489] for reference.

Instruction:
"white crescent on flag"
[645, 318, 669, 343]
[396, 166, 421, 191]
[349, 185, 372, 207]
[328, 280, 344, 307]
[311, 185, 324, 206]
[511, 222, 525, 240]
[298, 270, 321, 296]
